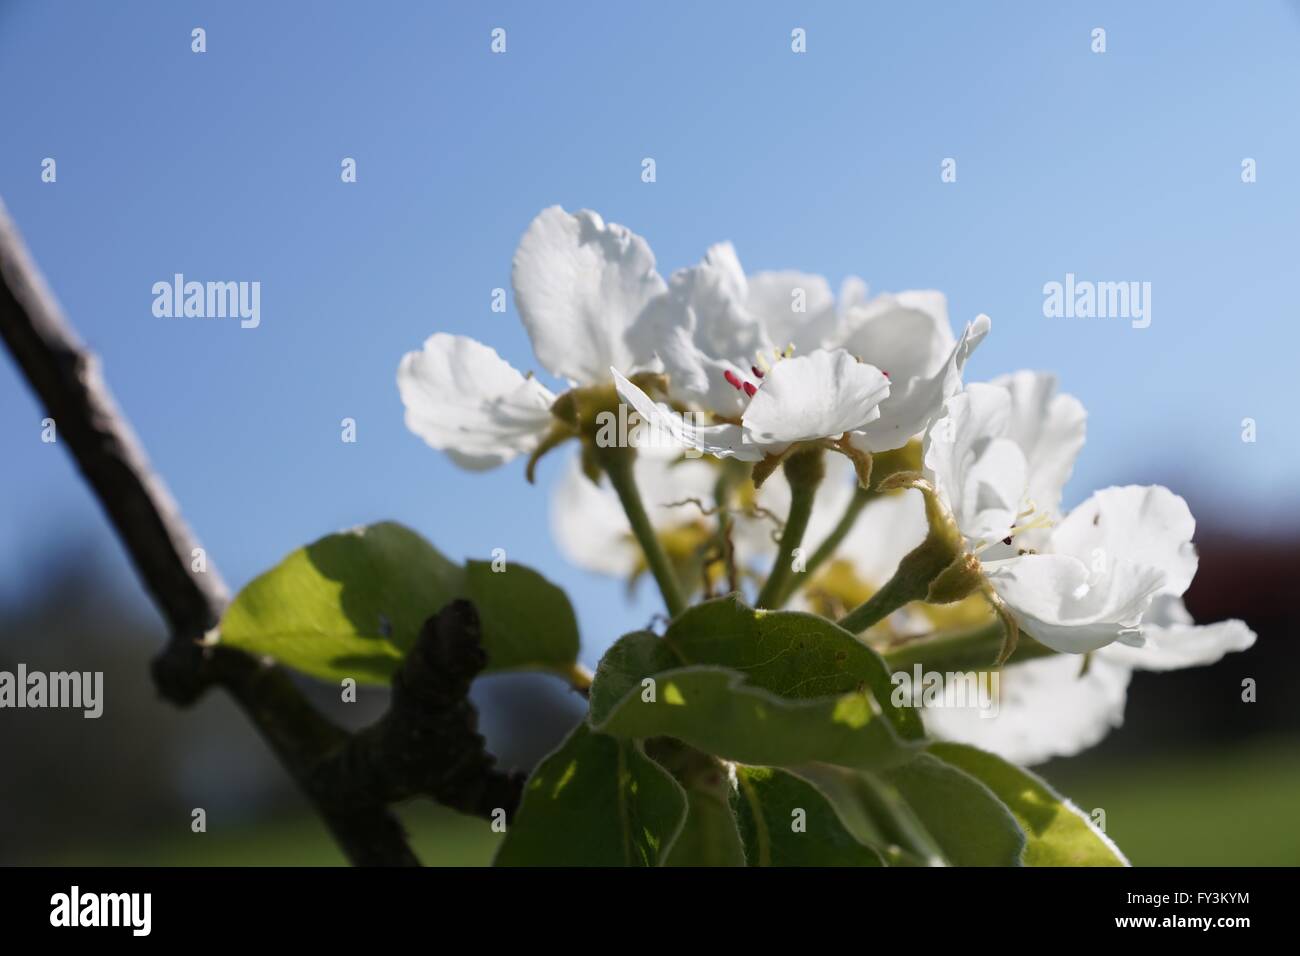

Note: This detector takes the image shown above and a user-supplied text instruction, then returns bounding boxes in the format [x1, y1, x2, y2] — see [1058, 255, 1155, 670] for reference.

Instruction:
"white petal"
[923, 376, 1022, 540]
[742, 349, 890, 447]
[924, 654, 1131, 765]
[960, 437, 1029, 545]
[398, 334, 556, 470]
[1051, 485, 1199, 597]
[627, 242, 768, 418]
[673, 243, 766, 357]
[838, 276, 869, 314]
[746, 270, 838, 354]
[853, 313, 990, 454]
[1098, 595, 1257, 671]
[636, 305, 752, 419]
[985, 552, 1165, 654]
[511, 206, 666, 384]
[611, 368, 762, 461]
[837, 290, 955, 384]
[991, 371, 1086, 519]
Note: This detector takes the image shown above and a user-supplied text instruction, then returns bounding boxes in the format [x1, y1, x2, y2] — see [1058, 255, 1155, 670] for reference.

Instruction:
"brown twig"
[317, 601, 525, 818]
[0, 199, 516, 865]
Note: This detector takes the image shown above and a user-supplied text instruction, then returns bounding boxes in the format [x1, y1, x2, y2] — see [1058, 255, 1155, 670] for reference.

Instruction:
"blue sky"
[2, 2, 1298, 665]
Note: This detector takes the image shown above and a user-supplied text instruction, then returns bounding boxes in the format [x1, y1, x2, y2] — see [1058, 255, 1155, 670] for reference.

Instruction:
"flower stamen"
[724, 365, 762, 398]
[969, 507, 1056, 556]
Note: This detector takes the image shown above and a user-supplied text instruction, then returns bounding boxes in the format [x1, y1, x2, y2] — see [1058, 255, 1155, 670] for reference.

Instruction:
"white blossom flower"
[398, 206, 665, 469]
[925, 372, 1243, 656]
[612, 350, 891, 464]
[983, 483, 1193, 654]
[616, 242, 988, 466]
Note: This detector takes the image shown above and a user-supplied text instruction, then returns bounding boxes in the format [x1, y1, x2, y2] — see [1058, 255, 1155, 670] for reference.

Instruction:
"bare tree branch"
[0, 198, 517, 865]
[315, 601, 525, 819]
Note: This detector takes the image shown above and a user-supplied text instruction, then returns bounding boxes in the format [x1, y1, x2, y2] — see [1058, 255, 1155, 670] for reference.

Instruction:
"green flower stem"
[712, 463, 744, 595]
[755, 449, 824, 609]
[883, 619, 1056, 672]
[770, 484, 875, 607]
[836, 565, 932, 634]
[602, 451, 687, 619]
[838, 487, 967, 634]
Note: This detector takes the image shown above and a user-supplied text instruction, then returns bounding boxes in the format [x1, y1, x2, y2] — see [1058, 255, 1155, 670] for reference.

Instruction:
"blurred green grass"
[47, 802, 501, 866]
[42, 739, 1299, 866]
[1044, 738, 1300, 866]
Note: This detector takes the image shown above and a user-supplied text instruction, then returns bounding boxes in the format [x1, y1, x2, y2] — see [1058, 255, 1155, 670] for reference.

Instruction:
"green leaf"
[790, 763, 945, 866]
[590, 597, 923, 740]
[929, 742, 1129, 866]
[589, 629, 679, 724]
[494, 723, 686, 867]
[220, 522, 463, 684]
[793, 756, 1028, 866]
[220, 524, 583, 685]
[735, 766, 884, 867]
[592, 665, 916, 771]
[464, 559, 581, 676]
[645, 739, 746, 867]
[665, 789, 746, 866]
[879, 752, 1026, 866]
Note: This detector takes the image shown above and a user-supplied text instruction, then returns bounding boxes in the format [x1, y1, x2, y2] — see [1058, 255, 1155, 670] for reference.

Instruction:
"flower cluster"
[398, 206, 1254, 766]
